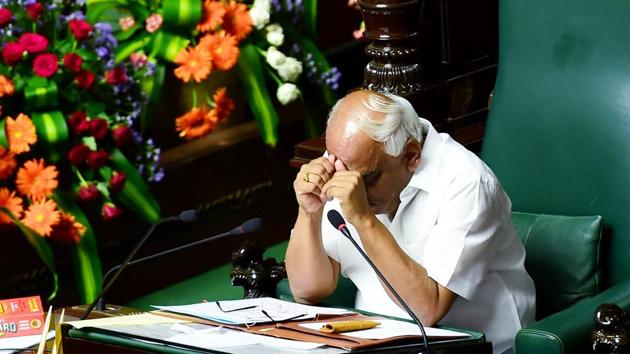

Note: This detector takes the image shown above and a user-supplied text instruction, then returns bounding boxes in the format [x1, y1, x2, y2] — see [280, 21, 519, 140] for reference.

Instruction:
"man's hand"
[322, 162, 374, 227]
[294, 156, 336, 214]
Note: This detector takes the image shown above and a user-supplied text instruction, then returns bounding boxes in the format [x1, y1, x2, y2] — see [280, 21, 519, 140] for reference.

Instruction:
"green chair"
[480, 0, 630, 353]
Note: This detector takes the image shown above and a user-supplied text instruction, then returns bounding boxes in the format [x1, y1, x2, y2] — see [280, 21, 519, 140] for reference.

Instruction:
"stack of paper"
[152, 297, 352, 325]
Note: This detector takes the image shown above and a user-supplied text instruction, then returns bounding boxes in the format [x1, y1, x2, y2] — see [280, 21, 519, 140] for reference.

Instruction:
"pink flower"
[119, 16, 135, 31]
[105, 67, 127, 85]
[101, 202, 123, 221]
[75, 70, 95, 89]
[145, 13, 163, 33]
[111, 125, 132, 147]
[2, 42, 24, 66]
[78, 183, 99, 202]
[67, 143, 91, 165]
[129, 52, 148, 67]
[63, 53, 83, 73]
[109, 171, 126, 194]
[69, 19, 92, 40]
[88, 118, 109, 140]
[68, 111, 90, 135]
[25, 3, 44, 21]
[18, 33, 48, 53]
[32, 53, 58, 78]
[87, 150, 110, 169]
[0, 8, 13, 28]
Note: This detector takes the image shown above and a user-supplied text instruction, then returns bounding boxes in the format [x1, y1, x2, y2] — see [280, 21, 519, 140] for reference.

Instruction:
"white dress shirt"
[320, 119, 536, 354]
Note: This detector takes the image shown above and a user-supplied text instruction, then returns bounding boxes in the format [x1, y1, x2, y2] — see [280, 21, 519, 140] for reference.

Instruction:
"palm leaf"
[303, 0, 318, 40]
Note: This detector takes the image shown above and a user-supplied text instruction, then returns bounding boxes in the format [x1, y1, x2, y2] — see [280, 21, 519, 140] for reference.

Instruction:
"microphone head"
[327, 210, 346, 231]
[179, 209, 198, 222]
[230, 217, 263, 235]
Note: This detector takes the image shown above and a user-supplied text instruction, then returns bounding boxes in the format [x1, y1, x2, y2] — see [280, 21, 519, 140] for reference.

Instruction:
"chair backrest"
[481, 0, 630, 287]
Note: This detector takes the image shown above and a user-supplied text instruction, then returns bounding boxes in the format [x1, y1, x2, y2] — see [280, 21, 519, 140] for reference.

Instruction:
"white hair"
[328, 91, 426, 157]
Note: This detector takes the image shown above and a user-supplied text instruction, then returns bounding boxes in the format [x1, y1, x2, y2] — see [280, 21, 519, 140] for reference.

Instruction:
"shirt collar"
[405, 118, 443, 194]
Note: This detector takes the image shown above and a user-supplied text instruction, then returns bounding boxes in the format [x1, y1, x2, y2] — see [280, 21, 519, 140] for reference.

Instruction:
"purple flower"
[94, 22, 113, 35]
[23, 0, 37, 6]
[95, 46, 109, 58]
[66, 11, 85, 21]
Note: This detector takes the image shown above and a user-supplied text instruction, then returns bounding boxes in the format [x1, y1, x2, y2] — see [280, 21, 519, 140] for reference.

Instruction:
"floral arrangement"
[0, 0, 162, 302]
[87, 0, 341, 146]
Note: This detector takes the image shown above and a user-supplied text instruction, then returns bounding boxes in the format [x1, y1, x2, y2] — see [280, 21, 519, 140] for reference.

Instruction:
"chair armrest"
[516, 279, 630, 354]
[276, 277, 357, 308]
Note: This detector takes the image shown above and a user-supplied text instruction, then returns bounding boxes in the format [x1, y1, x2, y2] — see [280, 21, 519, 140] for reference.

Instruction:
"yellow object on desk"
[319, 320, 380, 333]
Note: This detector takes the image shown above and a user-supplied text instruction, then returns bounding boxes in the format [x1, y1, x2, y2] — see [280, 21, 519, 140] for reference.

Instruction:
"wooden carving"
[592, 303, 630, 354]
[358, 0, 423, 95]
[230, 240, 286, 299]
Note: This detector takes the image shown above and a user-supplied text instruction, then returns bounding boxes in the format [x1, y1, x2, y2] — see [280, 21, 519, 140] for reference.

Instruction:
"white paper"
[0, 331, 55, 353]
[153, 297, 352, 325]
[299, 320, 471, 340]
[66, 313, 189, 329]
[165, 326, 323, 350]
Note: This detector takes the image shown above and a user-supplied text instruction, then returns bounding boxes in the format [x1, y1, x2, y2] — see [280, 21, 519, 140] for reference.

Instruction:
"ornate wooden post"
[358, 0, 423, 96]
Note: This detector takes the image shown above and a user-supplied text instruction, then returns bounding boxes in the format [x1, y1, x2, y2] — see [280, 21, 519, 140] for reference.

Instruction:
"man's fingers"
[335, 159, 348, 171]
[295, 178, 322, 196]
[298, 171, 326, 191]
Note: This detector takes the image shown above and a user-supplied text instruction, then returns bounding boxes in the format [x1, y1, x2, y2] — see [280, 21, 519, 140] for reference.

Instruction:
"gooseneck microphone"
[98, 217, 263, 307]
[81, 209, 200, 320]
[327, 210, 430, 351]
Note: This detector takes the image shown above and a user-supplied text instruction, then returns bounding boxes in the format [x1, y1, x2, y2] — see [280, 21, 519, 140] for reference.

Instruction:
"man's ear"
[404, 139, 422, 172]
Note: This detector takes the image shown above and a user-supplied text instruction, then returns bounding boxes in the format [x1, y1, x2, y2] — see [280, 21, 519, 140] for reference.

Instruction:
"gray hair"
[328, 92, 425, 157]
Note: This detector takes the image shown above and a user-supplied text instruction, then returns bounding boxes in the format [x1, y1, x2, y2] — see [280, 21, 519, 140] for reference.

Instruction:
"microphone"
[327, 210, 430, 351]
[81, 209, 200, 320]
[99, 217, 263, 291]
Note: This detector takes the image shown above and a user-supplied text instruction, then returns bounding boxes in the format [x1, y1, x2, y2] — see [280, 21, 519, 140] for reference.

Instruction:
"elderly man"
[285, 90, 535, 354]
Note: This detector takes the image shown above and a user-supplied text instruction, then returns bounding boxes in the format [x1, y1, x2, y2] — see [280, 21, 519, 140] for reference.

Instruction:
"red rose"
[75, 70, 95, 89]
[88, 118, 108, 140]
[101, 202, 123, 221]
[105, 67, 127, 85]
[33, 53, 58, 78]
[111, 125, 132, 147]
[2, 42, 24, 66]
[25, 3, 43, 21]
[68, 19, 92, 41]
[63, 53, 82, 73]
[68, 111, 90, 135]
[109, 171, 126, 194]
[18, 33, 48, 53]
[0, 8, 13, 28]
[67, 143, 91, 165]
[78, 183, 100, 202]
[87, 150, 110, 169]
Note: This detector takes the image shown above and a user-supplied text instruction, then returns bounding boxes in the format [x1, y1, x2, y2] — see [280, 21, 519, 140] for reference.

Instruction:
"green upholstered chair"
[480, 0, 630, 353]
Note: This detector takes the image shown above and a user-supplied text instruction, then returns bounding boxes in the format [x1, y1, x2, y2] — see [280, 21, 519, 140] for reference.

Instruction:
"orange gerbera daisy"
[198, 0, 226, 33]
[199, 31, 239, 71]
[212, 87, 235, 121]
[174, 45, 213, 83]
[175, 107, 216, 140]
[50, 211, 86, 243]
[6, 113, 37, 154]
[0, 146, 16, 181]
[222, 1, 252, 41]
[22, 199, 60, 237]
[0, 188, 23, 224]
[16, 159, 59, 201]
[0, 75, 15, 97]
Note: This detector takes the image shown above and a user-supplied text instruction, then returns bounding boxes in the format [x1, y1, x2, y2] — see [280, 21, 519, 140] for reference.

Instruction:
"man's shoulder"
[438, 134, 499, 185]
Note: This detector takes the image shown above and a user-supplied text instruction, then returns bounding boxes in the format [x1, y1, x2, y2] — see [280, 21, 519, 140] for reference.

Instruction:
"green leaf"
[238, 44, 280, 147]
[0, 208, 58, 302]
[103, 148, 161, 223]
[114, 32, 152, 63]
[53, 192, 103, 304]
[140, 63, 165, 132]
[283, 24, 338, 106]
[303, 0, 318, 40]
[0, 119, 7, 148]
[86, 0, 149, 25]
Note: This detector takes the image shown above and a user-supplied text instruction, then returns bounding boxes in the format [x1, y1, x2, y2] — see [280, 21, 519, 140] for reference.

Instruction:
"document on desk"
[152, 297, 353, 325]
[299, 319, 471, 340]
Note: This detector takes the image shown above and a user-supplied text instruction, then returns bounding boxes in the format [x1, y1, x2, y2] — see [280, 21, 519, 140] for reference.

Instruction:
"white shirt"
[320, 119, 536, 354]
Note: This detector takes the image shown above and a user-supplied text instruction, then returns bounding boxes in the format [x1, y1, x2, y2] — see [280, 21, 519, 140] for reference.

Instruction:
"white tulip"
[266, 31, 284, 46]
[277, 57, 303, 82]
[254, 0, 272, 11]
[250, 5, 270, 29]
[266, 46, 286, 69]
[277, 83, 301, 105]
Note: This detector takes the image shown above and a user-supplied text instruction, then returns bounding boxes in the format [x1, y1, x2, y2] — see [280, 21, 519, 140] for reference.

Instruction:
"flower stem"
[192, 90, 198, 107]
[269, 70, 283, 85]
[73, 167, 87, 185]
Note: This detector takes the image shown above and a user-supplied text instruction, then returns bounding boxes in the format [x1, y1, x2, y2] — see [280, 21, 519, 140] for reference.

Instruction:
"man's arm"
[322, 171, 456, 326]
[285, 156, 340, 304]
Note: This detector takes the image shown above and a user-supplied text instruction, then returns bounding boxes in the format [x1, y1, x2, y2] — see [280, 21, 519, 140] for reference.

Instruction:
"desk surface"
[61, 306, 492, 354]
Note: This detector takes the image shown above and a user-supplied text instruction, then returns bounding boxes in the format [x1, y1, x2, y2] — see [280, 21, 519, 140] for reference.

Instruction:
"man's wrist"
[354, 213, 379, 232]
[298, 207, 324, 222]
